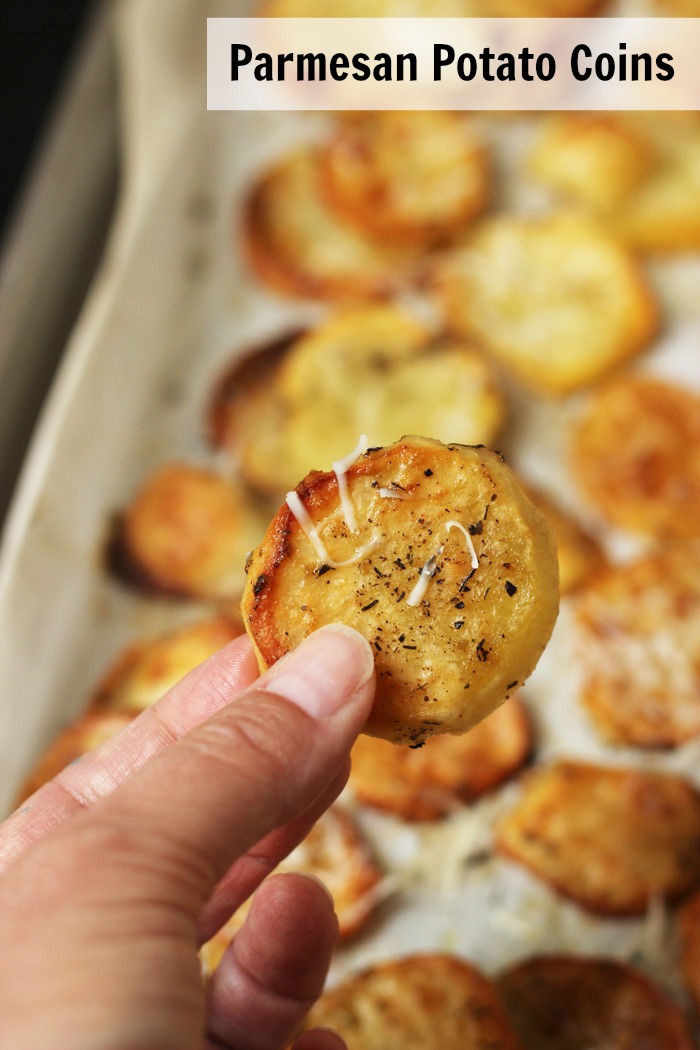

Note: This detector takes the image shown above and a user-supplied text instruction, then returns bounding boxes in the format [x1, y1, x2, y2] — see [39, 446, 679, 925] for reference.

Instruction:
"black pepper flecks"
[468, 521, 483, 536]
[505, 580, 517, 597]
[476, 639, 490, 662]
[424, 468, 433, 477]
[361, 599, 379, 612]
[253, 574, 266, 597]
[314, 564, 333, 577]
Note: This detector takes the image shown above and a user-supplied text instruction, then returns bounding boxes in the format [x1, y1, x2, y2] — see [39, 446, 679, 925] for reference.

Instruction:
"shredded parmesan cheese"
[407, 518, 481, 607]
[286, 490, 381, 569]
[332, 434, 369, 534]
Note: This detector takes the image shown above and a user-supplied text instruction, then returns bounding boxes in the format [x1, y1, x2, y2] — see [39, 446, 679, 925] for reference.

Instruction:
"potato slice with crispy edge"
[243, 147, 418, 301]
[496, 760, 700, 915]
[320, 112, 490, 248]
[90, 617, 243, 715]
[574, 543, 700, 749]
[16, 711, 136, 805]
[110, 464, 266, 602]
[433, 212, 660, 396]
[349, 694, 532, 821]
[497, 954, 695, 1050]
[300, 953, 523, 1050]
[242, 437, 559, 745]
[199, 805, 383, 975]
[571, 375, 700, 542]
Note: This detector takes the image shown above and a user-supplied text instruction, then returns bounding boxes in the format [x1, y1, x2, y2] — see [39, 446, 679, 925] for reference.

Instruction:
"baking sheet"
[1, 0, 700, 1009]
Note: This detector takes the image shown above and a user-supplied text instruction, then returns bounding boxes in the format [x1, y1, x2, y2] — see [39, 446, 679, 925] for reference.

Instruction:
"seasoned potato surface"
[303, 953, 523, 1050]
[496, 760, 700, 914]
[572, 375, 700, 541]
[575, 543, 700, 748]
[242, 437, 559, 744]
[498, 954, 695, 1050]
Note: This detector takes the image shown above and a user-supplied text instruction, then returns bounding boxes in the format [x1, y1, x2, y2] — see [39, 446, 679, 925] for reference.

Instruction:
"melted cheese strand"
[407, 520, 480, 608]
[286, 490, 382, 569]
[446, 520, 479, 570]
[379, 488, 407, 500]
[333, 434, 369, 534]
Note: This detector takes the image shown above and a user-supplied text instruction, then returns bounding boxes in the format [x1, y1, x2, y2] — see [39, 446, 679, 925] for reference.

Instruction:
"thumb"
[0, 624, 375, 1050]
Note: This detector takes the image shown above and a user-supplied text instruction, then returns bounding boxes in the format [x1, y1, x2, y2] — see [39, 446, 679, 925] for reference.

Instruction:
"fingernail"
[259, 625, 374, 719]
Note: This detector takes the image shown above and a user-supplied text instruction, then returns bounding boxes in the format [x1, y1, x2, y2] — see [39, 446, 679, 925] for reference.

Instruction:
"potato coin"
[498, 954, 695, 1050]
[434, 213, 659, 396]
[242, 437, 559, 744]
[496, 760, 700, 914]
[302, 953, 523, 1050]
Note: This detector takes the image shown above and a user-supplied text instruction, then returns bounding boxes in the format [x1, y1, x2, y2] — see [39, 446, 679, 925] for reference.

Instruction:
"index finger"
[0, 633, 258, 873]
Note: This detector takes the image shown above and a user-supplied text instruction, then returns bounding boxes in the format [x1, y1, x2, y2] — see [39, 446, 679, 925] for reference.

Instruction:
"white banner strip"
[207, 18, 700, 110]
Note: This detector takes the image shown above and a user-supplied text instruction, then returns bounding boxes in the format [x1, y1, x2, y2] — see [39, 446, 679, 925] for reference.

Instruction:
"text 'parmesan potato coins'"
[243, 147, 419, 301]
[497, 955, 696, 1050]
[496, 760, 700, 915]
[575, 543, 700, 749]
[301, 953, 523, 1050]
[242, 437, 559, 744]
[111, 464, 266, 602]
[90, 617, 243, 714]
[572, 375, 700, 541]
[349, 695, 532, 821]
[199, 805, 383, 975]
[433, 212, 660, 396]
[321, 112, 490, 248]
[16, 711, 136, 805]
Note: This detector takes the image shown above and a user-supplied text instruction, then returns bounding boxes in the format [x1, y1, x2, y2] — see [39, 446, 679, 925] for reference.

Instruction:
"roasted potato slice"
[302, 953, 523, 1050]
[321, 112, 489, 248]
[91, 617, 242, 714]
[575, 543, 700, 749]
[498, 954, 695, 1050]
[272, 306, 505, 494]
[349, 695, 532, 820]
[244, 147, 417, 301]
[16, 711, 135, 804]
[433, 213, 659, 396]
[524, 485, 606, 595]
[496, 760, 700, 915]
[199, 805, 383, 974]
[111, 464, 266, 602]
[571, 375, 700, 542]
[242, 437, 559, 744]
[530, 114, 700, 253]
[262, 0, 475, 14]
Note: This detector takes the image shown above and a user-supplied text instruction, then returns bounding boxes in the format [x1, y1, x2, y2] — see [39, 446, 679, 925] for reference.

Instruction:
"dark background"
[0, 0, 96, 240]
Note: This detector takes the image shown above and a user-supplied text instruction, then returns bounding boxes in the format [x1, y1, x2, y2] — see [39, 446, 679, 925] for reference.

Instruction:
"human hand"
[0, 624, 375, 1050]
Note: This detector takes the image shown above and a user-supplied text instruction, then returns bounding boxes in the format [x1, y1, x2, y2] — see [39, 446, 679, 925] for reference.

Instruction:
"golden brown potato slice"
[530, 114, 700, 253]
[321, 112, 489, 248]
[301, 953, 523, 1050]
[261, 0, 475, 13]
[91, 617, 243, 714]
[111, 464, 266, 602]
[679, 888, 700, 1015]
[210, 308, 505, 500]
[242, 437, 559, 745]
[270, 306, 506, 495]
[571, 375, 700, 542]
[244, 147, 418, 301]
[17, 711, 135, 804]
[199, 805, 383, 974]
[349, 695, 532, 820]
[498, 954, 695, 1050]
[575, 543, 700, 749]
[524, 485, 606, 595]
[433, 213, 659, 396]
[496, 760, 700, 915]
